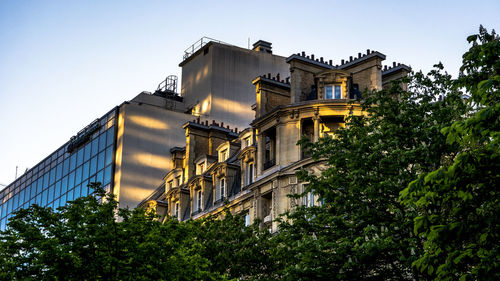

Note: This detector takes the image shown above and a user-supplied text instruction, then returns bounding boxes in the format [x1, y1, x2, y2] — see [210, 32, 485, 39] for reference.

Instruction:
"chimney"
[252, 40, 272, 54]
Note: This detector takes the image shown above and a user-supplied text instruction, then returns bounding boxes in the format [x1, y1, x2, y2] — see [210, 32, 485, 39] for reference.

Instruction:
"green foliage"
[292, 52, 468, 280]
[0, 183, 236, 281]
[401, 26, 500, 280]
[0, 26, 497, 281]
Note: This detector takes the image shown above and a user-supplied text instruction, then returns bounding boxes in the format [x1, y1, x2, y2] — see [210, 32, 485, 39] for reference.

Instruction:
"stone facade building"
[139, 48, 410, 232]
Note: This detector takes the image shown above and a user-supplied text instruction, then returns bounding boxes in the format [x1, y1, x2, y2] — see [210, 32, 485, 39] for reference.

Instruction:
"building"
[140, 48, 410, 232]
[0, 38, 289, 230]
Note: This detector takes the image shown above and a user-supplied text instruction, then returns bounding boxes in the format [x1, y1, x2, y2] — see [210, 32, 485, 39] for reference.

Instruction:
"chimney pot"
[350, 56, 353, 61]
[221, 122, 224, 127]
[358, 52, 361, 58]
[393, 62, 396, 67]
[235, 127, 238, 133]
[227, 125, 230, 129]
[311, 54, 315, 60]
[276, 73, 280, 80]
[301, 51, 305, 56]
[267, 73, 271, 78]
[329, 59, 332, 65]
[212, 120, 216, 125]
[341, 59, 345, 64]
[367, 49, 370, 54]
[320, 57, 324, 63]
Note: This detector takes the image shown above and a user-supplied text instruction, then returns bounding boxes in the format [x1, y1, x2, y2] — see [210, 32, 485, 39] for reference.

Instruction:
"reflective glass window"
[77, 148, 84, 167]
[61, 175, 68, 194]
[99, 133, 106, 151]
[36, 194, 42, 205]
[104, 166, 112, 185]
[97, 152, 105, 171]
[91, 138, 99, 157]
[106, 128, 114, 146]
[48, 185, 54, 203]
[60, 193, 66, 206]
[105, 146, 113, 166]
[75, 166, 82, 185]
[13, 194, 19, 210]
[68, 171, 75, 190]
[96, 170, 104, 185]
[54, 198, 60, 209]
[55, 181, 61, 198]
[84, 142, 91, 162]
[69, 153, 77, 171]
[42, 189, 48, 206]
[19, 190, 25, 205]
[81, 185, 88, 197]
[67, 189, 74, 202]
[82, 161, 90, 181]
[43, 173, 49, 190]
[56, 163, 63, 180]
[63, 158, 70, 176]
[74, 185, 81, 199]
[49, 169, 56, 185]
[90, 157, 97, 175]
[37, 177, 43, 194]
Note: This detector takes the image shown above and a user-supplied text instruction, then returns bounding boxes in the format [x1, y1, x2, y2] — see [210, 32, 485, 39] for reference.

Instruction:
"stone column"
[313, 116, 320, 142]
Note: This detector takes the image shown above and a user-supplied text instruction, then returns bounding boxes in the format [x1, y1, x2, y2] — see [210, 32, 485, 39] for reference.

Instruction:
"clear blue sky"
[0, 0, 499, 186]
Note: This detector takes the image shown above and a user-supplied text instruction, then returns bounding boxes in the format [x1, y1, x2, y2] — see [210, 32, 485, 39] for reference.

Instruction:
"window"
[220, 149, 228, 162]
[175, 176, 181, 187]
[168, 180, 173, 189]
[197, 162, 205, 175]
[303, 191, 315, 207]
[217, 178, 226, 200]
[244, 212, 250, 227]
[220, 178, 225, 198]
[325, 85, 342, 99]
[247, 163, 254, 185]
[244, 137, 251, 148]
[174, 202, 179, 218]
[196, 190, 202, 211]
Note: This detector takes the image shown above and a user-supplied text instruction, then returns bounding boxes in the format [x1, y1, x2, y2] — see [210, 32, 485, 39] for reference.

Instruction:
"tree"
[0, 183, 231, 281]
[401, 26, 500, 280]
[289, 59, 468, 279]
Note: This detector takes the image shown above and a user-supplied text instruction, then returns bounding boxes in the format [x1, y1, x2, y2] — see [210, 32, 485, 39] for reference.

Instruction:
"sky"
[0, 0, 499, 187]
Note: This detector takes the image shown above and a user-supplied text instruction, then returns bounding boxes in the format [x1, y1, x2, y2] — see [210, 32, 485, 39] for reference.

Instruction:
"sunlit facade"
[140, 47, 411, 232]
[0, 38, 290, 230]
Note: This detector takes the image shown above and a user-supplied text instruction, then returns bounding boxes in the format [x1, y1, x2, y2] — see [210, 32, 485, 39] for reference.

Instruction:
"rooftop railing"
[183, 37, 228, 60]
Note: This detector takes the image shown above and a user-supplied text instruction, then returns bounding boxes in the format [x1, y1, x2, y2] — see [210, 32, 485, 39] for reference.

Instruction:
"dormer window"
[219, 149, 228, 162]
[174, 202, 180, 218]
[197, 162, 205, 175]
[175, 176, 181, 187]
[168, 180, 173, 189]
[325, 85, 342, 99]
[244, 136, 251, 148]
[196, 189, 202, 211]
[216, 177, 226, 201]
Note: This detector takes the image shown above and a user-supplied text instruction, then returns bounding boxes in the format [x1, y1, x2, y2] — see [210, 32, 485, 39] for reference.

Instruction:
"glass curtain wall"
[0, 108, 118, 230]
